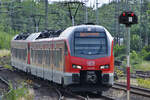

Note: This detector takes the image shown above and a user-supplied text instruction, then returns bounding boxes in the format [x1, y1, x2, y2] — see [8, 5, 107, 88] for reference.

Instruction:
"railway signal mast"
[119, 11, 138, 100]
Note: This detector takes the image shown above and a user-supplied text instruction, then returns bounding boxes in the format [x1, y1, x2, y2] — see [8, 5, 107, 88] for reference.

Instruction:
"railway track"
[0, 66, 7, 71]
[11, 67, 116, 100]
[113, 82, 150, 97]
[135, 70, 150, 78]
[0, 66, 116, 100]
[0, 66, 117, 100]
[0, 76, 11, 99]
[53, 84, 116, 100]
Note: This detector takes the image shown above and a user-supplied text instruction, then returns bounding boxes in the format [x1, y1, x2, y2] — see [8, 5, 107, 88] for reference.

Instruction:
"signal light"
[119, 11, 138, 27]
[123, 13, 126, 16]
[131, 13, 134, 17]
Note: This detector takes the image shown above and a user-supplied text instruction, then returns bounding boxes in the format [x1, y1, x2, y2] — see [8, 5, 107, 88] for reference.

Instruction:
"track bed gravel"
[0, 80, 8, 96]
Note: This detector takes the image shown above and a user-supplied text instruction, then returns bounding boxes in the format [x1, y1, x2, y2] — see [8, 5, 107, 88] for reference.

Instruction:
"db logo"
[87, 61, 95, 66]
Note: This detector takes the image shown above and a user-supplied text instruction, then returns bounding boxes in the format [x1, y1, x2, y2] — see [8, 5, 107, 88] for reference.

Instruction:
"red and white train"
[11, 24, 114, 92]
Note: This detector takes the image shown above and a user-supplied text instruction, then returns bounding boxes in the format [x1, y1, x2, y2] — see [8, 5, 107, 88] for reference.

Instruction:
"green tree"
[130, 34, 142, 51]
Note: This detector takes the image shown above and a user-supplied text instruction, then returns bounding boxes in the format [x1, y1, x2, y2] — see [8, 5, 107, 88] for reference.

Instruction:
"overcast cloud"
[49, 0, 112, 8]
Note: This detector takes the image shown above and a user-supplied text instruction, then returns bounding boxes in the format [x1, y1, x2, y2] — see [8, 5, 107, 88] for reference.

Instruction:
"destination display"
[75, 32, 105, 37]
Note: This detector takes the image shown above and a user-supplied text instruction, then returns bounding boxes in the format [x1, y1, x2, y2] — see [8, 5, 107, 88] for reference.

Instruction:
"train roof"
[12, 24, 112, 41]
[26, 32, 41, 40]
[59, 24, 110, 38]
[14, 32, 30, 40]
[13, 30, 63, 41]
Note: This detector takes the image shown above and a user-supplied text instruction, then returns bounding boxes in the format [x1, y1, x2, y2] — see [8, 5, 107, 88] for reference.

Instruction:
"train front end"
[62, 25, 114, 92]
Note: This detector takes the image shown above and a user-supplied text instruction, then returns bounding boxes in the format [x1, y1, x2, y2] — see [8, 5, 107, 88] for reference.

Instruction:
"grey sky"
[49, 0, 112, 7]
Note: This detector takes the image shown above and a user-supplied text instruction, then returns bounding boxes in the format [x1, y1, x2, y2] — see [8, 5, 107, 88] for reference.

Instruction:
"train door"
[52, 40, 65, 84]
[42, 41, 53, 81]
[48, 41, 53, 81]
[51, 39, 54, 82]
[61, 41, 66, 85]
[52, 41, 57, 83]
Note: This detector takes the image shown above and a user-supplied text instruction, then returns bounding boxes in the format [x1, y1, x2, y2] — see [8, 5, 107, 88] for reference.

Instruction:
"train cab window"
[74, 32, 107, 58]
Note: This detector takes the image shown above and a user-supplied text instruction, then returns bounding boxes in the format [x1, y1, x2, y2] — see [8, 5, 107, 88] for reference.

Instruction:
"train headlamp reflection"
[72, 64, 82, 69]
[100, 65, 109, 69]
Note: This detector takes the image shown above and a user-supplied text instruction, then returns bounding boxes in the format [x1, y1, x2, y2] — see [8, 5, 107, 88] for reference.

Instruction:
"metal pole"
[72, 16, 74, 26]
[139, 0, 143, 49]
[45, 0, 48, 29]
[126, 27, 130, 100]
[85, 4, 88, 23]
[96, 0, 98, 24]
[125, 0, 128, 10]
[36, 25, 38, 32]
[125, 0, 130, 99]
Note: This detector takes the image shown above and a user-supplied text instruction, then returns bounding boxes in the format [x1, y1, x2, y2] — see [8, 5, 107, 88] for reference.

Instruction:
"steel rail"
[53, 86, 86, 100]
[4, 66, 116, 100]
[54, 87, 64, 100]
[0, 76, 11, 99]
[55, 87, 116, 100]
[113, 82, 150, 97]
[85, 92, 115, 100]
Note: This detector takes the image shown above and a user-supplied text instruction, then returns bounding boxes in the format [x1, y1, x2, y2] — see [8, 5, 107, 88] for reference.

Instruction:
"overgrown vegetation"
[114, 44, 150, 72]
[0, 50, 11, 70]
[3, 82, 34, 100]
[0, 24, 18, 49]
[0, 50, 10, 57]
[137, 78, 150, 89]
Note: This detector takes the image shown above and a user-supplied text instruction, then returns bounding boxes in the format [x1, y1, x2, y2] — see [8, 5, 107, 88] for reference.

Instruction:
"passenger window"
[65, 43, 68, 55]
[60, 48, 62, 62]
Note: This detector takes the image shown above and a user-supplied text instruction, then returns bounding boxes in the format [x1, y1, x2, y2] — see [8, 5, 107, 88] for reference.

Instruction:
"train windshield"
[74, 32, 107, 57]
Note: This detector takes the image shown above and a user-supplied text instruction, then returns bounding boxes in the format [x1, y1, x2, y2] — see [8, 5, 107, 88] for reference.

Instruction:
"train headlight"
[72, 64, 82, 69]
[100, 65, 109, 69]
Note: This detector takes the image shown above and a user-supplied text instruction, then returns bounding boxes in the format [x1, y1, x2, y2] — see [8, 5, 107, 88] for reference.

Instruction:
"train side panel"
[29, 39, 66, 84]
[11, 41, 28, 71]
[52, 39, 65, 84]
[30, 40, 53, 80]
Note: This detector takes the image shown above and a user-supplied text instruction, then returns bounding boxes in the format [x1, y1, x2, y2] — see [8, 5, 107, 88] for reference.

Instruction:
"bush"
[144, 52, 150, 60]
[0, 30, 16, 49]
[130, 50, 142, 67]
[114, 44, 126, 57]
[141, 45, 150, 61]
[4, 82, 34, 100]
[142, 45, 150, 52]
[130, 34, 142, 51]
[0, 24, 18, 49]
[137, 78, 150, 89]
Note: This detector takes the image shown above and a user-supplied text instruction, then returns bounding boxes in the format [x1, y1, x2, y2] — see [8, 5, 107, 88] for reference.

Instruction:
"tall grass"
[0, 24, 18, 50]
[0, 31, 14, 49]
[137, 78, 150, 89]
[134, 61, 150, 71]
[0, 49, 10, 57]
